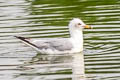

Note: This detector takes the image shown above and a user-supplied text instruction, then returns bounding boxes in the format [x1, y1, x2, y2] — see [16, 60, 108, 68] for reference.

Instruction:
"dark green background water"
[0, 0, 120, 80]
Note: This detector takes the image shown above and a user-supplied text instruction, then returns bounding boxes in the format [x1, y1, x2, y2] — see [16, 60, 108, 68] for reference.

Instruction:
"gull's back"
[32, 38, 73, 53]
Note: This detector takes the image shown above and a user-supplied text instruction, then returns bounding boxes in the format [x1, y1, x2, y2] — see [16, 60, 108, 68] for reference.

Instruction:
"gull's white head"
[69, 18, 91, 30]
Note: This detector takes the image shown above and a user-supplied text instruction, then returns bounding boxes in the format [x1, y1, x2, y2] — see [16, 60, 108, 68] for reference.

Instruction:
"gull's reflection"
[19, 52, 86, 80]
[72, 52, 86, 80]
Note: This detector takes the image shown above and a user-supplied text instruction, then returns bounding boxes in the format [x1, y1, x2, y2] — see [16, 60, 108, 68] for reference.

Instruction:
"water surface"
[0, 0, 120, 80]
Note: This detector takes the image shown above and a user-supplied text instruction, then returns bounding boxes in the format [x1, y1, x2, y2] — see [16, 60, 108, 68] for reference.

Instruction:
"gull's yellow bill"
[84, 25, 92, 29]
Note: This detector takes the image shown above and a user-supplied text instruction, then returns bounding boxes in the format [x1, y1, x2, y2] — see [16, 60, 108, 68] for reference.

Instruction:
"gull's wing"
[15, 36, 73, 52]
[32, 38, 73, 51]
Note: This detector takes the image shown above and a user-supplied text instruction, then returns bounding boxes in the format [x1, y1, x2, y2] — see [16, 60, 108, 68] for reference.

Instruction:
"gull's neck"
[69, 29, 83, 51]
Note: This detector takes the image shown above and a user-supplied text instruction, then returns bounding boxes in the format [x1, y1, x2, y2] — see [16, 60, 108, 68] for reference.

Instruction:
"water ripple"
[0, 0, 120, 80]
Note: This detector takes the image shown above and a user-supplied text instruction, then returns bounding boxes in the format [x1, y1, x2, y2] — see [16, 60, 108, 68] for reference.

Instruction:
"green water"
[0, 0, 120, 80]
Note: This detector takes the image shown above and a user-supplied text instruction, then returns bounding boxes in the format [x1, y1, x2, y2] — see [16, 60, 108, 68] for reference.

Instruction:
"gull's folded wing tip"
[14, 36, 26, 40]
[14, 36, 40, 51]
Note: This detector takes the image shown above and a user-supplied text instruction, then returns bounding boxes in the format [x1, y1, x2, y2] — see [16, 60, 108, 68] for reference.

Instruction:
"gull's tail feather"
[14, 36, 40, 52]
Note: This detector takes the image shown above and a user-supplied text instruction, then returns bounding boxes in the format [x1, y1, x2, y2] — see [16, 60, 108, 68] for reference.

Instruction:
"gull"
[15, 18, 91, 54]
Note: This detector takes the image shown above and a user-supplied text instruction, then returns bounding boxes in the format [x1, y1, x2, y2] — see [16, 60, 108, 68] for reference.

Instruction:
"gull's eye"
[78, 23, 81, 25]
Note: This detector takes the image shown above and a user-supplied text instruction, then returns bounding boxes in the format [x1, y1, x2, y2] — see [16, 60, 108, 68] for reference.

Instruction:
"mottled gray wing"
[49, 39, 73, 51]
[33, 38, 73, 51]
